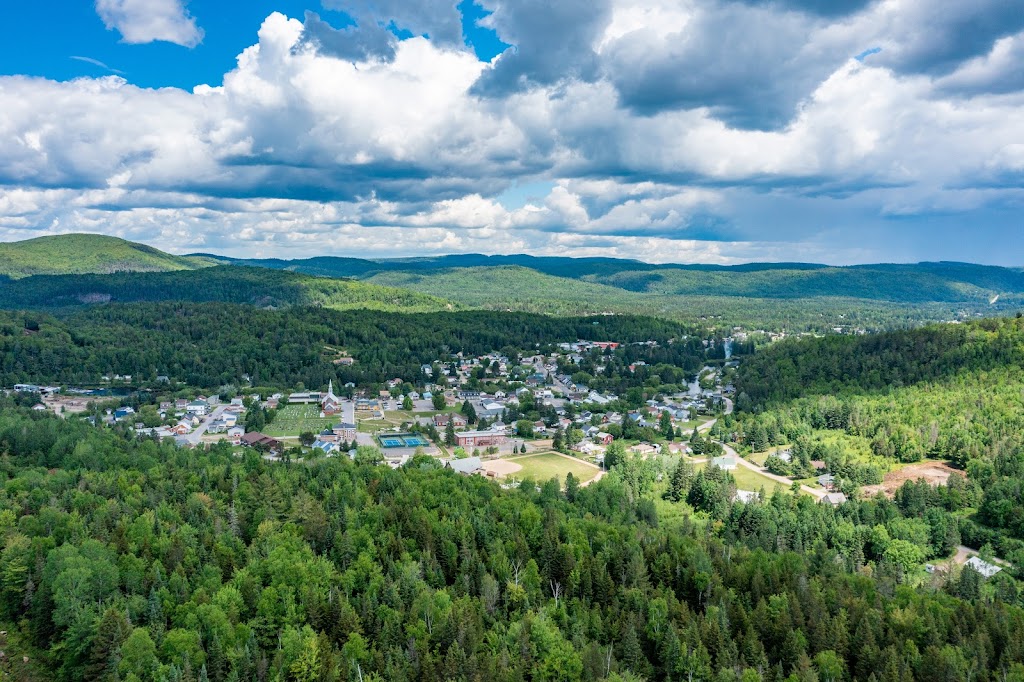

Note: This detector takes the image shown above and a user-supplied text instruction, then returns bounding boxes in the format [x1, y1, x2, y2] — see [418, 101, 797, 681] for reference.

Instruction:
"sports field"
[377, 433, 432, 448]
[502, 452, 600, 485]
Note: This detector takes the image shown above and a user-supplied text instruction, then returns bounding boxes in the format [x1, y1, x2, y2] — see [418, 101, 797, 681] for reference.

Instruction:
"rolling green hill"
[0, 266, 456, 313]
[201, 251, 1024, 329]
[1, 234, 1022, 330]
[0, 233, 204, 278]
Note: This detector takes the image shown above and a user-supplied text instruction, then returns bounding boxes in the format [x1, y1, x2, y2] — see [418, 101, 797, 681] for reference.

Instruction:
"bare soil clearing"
[861, 461, 963, 498]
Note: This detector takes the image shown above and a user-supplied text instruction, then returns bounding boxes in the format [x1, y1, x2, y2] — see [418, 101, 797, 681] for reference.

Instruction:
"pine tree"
[445, 419, 456, 447]
[565, 472, 579, 502]
[660, 411, 674, 440]
[665, 461, 691, 502]
[86, 607, 133, 682]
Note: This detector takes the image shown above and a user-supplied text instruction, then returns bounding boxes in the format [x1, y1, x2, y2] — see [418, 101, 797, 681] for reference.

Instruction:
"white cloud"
[95, 0, 204, 48]
[0, 3, 1022, 264]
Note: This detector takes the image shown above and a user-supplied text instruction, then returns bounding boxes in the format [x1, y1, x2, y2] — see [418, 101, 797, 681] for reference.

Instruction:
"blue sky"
[0, 0, 1021, 265]
[0, 1, 507, 88]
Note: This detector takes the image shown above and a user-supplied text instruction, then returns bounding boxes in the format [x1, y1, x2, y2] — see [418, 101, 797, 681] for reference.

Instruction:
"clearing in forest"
[861, 461, 964, 499]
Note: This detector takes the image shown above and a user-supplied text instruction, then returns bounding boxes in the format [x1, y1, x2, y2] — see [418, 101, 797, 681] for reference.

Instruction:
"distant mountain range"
[0, 233, 1020, 330]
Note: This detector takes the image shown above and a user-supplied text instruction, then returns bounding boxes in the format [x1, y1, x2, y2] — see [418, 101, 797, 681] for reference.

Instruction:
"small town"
[11, 338, 744, 485]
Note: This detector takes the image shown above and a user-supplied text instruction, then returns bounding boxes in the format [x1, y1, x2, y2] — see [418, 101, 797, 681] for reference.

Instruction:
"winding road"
[694, 397, 826, 499]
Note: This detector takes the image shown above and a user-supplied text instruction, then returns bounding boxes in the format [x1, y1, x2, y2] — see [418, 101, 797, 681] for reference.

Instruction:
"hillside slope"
[0, 266, 456, 313]
[0, 234, 203, 278]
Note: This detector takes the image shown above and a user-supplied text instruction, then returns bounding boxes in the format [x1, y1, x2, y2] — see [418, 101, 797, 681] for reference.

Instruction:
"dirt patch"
[482, 460, 523, 478]
[861, 461, 964, 498]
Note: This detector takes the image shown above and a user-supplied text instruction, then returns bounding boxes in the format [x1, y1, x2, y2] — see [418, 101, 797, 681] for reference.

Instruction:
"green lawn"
[730, 465, 786, 495]
[748, 444, 792, 466]
[264, 404, 336, 437]
[505, 452, 600, 486]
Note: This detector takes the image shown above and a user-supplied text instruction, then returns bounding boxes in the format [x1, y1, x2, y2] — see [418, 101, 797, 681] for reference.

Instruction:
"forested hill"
[208, 252, 1024, 330]
[0, 303, 706, 388]
[2, 234, 1022, 330]
[734, 316, 1024, 407]
[0, 266, 454, 313]
[204, 251, 1024, 305]
[0, 234, 204, 278]
[1, 402, 1024, 682]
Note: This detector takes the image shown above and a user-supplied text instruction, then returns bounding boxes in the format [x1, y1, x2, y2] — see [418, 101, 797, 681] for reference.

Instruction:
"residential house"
[186, 401, 208, 416]
[820, 492, 848, 506]
[311, 440, 338, 456]
[630, 442, 661, 457]
[595, 432, 614, 446]
[665, 441, 689, 455]
[817, 474, 836, 490]
[113, 407, 135, 421]
[239, 432, 283, 454]
[434, 413, 468, 429]
[712, 455, 738, 470]
[965, 556, 1002, 578]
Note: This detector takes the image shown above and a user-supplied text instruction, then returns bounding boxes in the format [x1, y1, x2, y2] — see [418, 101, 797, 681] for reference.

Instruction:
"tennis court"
[377, 433, 431, 448]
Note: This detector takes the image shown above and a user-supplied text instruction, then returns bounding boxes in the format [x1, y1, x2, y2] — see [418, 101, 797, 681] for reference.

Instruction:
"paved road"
[185, 404, 228, 445]
[718, 441, 827, 498]
[699, 396, 828, 498]
[696, 396, 734, 433]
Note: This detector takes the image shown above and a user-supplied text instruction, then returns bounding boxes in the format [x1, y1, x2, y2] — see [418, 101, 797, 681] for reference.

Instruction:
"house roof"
[966, 556, 1002, 577]
[448, 457, 482, 474]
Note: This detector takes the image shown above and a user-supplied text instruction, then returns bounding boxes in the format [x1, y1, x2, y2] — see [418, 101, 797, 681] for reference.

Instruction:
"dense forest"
[734, 317, 1024, 407]
[0, 404, 1023, 681]
[0, 304, 711, 389]
[729, 316, 1024, 564]
[0, 267, 454, 314]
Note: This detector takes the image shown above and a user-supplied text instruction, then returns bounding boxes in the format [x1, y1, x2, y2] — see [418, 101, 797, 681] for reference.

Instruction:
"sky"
[0, 0, 1021, 265]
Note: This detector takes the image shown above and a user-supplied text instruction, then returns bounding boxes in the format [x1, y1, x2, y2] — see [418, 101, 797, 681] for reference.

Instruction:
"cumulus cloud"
[473, 0, 614, 95]
[1, 1, 1022, 264]
[322, 0, 465, 46]
[297, 11, 398, 63]
[95, 0, 204, 47]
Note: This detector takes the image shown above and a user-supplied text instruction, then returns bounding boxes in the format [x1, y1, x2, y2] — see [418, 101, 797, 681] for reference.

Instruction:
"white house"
[966, 556, 1002, 578]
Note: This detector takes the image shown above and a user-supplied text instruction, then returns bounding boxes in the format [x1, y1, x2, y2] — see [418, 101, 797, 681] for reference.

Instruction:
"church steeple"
[327, 380, 335, 399]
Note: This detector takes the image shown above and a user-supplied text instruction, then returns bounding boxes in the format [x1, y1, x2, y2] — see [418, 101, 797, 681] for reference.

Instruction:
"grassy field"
[264, 404, 336, 437]
[731, 465, 786, 495]
[748, 445, 792, 466]
[505, 452, 600, 485]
